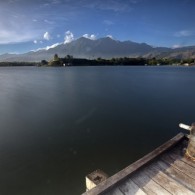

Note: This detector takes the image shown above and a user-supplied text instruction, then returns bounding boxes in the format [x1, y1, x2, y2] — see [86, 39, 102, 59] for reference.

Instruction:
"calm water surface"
[0, 66, 195, 195]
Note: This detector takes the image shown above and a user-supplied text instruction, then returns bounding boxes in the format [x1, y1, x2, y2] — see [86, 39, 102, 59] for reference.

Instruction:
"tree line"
[0, 62, 38, 67]
[0, 54, 194, 67]
[41, 54, 195, 66]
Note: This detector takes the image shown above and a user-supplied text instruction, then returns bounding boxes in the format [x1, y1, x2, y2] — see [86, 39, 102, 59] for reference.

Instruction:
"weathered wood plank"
[155, 160, 195, 192]
[104, 188, 124, 195]
[131, 170, 171, 195]
[82, 133, 185, 195]
[161, 153, 195, 180]
[169, 152, 195, 170]
[143, 165, 195, 195]
[170, 148, 195, 168]
[118, 178, 147, 195]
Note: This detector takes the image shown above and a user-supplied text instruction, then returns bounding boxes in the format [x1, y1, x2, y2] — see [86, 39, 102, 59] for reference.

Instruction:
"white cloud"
[103, 20, 114, 25]
[41, 3, 50, 7]
[64, 31, 74, 44]
[174, 30, 193, 37]
[44, 19, 54, 24]
[45, 42, 61, 50]
[51, 0, 61, 4]
[106, 35, 113, 39]
[83, 0, 133, 12]
[172, 44, 182, 49]
[83, 34, 96, 40]
[0, 3, 44, 44]
[0, 29, 40, 44]
[33, 40, 38, 44]
[33, 42, 62, 52]
[43, 32, 51, 40]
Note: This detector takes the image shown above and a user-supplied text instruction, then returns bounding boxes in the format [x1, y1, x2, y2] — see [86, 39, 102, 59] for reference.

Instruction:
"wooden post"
[186, 123, 195, 161]
[179, 123, 192, 131]
[85, 169, 108, 191]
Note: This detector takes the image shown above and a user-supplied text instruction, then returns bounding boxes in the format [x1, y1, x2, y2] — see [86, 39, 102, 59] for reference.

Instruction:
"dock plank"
[155, 160, 195, 192]
[161, 153, 195, 180]
[170, 148, 195, 169]
[131, 170, 171, 195]
[118, 178, 147, 195]
[144, 162, 195, 195]
[104, 188, 124, 195]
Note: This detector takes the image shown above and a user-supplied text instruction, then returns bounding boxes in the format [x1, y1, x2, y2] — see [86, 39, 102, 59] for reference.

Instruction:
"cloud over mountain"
[64, 31, 74, 44]
[43, 32, 51, 40]
[1, 36, 195, 62]
[0, 36, 171, 62]
[82, 34, 96, 40]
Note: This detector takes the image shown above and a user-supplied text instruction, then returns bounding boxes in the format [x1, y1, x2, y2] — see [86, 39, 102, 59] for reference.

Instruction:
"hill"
[0, 37, 194, 62]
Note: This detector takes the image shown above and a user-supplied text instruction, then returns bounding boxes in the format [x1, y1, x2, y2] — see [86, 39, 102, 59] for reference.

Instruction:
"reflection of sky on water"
[0, 66, 195, 194]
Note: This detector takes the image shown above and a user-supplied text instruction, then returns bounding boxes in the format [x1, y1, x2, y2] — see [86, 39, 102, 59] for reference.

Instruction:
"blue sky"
[0, 0, 195, 54]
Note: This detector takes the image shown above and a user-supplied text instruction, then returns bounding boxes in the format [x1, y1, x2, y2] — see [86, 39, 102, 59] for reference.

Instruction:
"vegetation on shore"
[41, 54, 195, 66]
[0, 54, 195, 67]
[0, 62, 38, 67]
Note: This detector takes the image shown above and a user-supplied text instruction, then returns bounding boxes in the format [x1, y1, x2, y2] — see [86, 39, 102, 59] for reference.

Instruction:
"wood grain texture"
[161, 153, 195, 180]
[104, 188, 124, 195]
[118, 178, 147, 195]
[170, 148, 195, 168]
[131, 170, 171, 195]
[143, 163, 195, 195]
[155, 160, 195, 192]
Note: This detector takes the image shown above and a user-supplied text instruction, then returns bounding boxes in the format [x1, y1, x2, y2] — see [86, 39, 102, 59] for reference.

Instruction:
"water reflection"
[0, 66, 194, 195]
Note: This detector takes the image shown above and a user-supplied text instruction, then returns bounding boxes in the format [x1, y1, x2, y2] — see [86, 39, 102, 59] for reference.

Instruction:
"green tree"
[41, 60, 48, 66]
[53, 54, 59, 61]
[48, 54, 63, 66]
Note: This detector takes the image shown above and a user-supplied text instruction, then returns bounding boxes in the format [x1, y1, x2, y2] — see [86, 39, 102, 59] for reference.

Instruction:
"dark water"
[0, 66, 195, 195]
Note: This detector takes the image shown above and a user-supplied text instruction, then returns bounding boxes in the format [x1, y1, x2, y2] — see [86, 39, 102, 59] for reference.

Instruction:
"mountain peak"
[1, 37, 195, 62]
[100, 36, 113, 40]
[76, 36, 95, 42]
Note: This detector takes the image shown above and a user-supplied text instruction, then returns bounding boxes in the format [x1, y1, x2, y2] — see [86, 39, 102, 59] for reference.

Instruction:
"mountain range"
[1, 37, 195, 62]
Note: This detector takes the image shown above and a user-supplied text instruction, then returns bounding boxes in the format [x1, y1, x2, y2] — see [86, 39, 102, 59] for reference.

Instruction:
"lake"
[0, 66, 194, 195]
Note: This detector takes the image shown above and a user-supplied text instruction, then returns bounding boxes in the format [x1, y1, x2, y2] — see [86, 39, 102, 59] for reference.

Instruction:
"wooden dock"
[82, 133, 195, 195]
